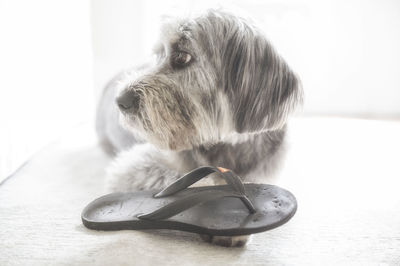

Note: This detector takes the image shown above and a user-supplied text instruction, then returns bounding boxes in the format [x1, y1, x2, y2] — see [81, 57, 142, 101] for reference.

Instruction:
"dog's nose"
[116, 90, 140, 113]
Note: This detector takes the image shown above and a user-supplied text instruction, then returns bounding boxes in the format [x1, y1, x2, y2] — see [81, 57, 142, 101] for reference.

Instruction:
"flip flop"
[81, 166, 297, 236]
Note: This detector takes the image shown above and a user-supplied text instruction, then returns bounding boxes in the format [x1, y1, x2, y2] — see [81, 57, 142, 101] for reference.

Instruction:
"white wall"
[0, 0, 93, 180]
[91, 0, 400, 117]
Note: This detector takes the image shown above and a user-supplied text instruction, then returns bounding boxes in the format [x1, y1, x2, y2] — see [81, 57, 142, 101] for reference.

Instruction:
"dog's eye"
[172, 52, 192, 67]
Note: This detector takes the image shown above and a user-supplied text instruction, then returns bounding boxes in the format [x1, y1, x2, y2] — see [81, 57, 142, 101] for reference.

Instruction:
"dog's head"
[116, 10, 302, 151]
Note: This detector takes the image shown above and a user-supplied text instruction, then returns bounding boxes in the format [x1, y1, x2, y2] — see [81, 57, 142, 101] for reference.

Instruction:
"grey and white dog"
[96, 9, 302, 247]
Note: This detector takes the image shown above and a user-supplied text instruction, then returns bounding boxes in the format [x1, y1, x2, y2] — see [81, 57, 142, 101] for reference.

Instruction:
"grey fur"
[96, 9, 302, 247]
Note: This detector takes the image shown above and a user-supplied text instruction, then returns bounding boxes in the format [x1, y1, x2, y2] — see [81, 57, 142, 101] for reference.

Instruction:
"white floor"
[1, 117, 399, 265]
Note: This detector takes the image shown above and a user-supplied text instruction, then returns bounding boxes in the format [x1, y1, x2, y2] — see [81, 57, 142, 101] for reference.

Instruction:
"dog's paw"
[105, 144, 180, 192]
[199, 234, 251, 247]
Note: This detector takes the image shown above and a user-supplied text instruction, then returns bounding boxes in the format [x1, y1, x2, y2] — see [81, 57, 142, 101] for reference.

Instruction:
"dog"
[96, 9, 302, 247]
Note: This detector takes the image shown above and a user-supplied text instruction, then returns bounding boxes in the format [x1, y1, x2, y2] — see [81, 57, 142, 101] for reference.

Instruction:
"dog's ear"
[223, 30, 303, 133]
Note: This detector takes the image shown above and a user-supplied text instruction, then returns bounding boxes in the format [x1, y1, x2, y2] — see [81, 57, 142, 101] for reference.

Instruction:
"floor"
[1, 117, 399, 266]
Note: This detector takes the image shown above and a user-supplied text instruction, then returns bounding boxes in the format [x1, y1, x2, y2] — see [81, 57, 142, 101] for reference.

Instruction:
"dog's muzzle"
[116, 90, 140, 114]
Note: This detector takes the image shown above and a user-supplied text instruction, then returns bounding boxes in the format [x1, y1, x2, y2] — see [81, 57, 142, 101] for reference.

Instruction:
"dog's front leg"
[106, 144, 251, 247]
[200, 235, 252, 247]
[105, 143, 181, 192]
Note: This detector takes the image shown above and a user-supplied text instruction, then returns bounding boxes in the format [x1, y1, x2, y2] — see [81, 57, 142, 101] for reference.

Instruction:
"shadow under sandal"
[81, 166, 297, 236]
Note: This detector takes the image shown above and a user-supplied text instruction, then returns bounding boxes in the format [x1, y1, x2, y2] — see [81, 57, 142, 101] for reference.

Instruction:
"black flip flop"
[81, 166, 297, 236]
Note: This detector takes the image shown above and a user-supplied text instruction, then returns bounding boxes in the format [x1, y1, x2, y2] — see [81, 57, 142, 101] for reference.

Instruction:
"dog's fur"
[96, 9, 302, 247]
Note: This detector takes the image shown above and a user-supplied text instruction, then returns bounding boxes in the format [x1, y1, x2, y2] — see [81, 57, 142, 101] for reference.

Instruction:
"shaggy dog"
[96, 9, 302, 247]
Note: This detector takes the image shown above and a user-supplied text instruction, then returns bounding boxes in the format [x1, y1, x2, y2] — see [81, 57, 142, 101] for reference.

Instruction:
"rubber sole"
[82, 184, 297, 236]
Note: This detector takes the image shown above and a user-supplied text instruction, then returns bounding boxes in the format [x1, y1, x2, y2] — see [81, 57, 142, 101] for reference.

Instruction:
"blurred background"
[1, 0, 399, 181]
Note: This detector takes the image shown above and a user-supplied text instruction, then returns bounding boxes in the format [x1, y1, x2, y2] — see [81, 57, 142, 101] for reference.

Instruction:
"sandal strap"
[154, 166, 246, 198]
[137, 189, 255, 220]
